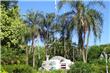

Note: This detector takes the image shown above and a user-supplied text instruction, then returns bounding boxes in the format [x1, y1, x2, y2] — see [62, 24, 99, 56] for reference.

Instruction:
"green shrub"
[89, 59, 106, 65]
[88, 46, 103, 61]
[2, 63, 110, 73]
[28, 47, 46, 70]
[3, 64, 37, 73]
[88, 44, 110, 62]
[92, 63, 110, 73]
[68, 62, 92, 73]
[90, 64, 105, 73]
[0, 65, 8, 73]
[1, 46, 25, 65]
[68, 61, 110, 73]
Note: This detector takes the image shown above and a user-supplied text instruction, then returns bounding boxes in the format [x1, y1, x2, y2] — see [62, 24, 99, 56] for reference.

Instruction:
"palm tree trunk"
[78, 28, 87, 63]
[82, 35, 87, 63]
[82, 49, 86, 63]
[26, 46, 28, 65]
[85, 31, 90, 62]
[81, 17, 87, 63]
[32, 36, 35, 68]
[33, 48, 35, 68]
[83, 30, 87, 63]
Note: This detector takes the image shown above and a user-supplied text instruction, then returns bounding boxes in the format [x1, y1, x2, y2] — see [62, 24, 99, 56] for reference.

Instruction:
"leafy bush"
[88, 46, 103, 61]
[28, 47, 46, 70]
[88, 44, 110, 62]
[68, 61, 110, 73]
[3, 64, 37, 73]
[91, 63, 110, 73]
[0, 65, 8, 73]
[35, 47, 46, 69]
[68, 62, 92, 73]
[89, 59, 106, 65]
[1, 46, 25, 65]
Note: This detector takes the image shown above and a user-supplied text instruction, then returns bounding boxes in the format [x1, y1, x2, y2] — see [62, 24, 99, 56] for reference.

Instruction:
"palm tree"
[58, 0, 104, 63]
[43, 13, 63, 58]
[19, 26, 31, 65]
[24, 10, 44, 68]
[39, 13, 55, 58]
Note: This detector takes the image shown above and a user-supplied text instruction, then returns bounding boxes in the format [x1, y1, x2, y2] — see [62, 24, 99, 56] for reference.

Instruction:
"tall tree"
[24, 10, 44, 68]
[1, 3, 26, 48]
[42, 13, 55, 57]
[1, 0, 18, 9]
[1, 2, 28, 64]
[58, 0, 104, 63]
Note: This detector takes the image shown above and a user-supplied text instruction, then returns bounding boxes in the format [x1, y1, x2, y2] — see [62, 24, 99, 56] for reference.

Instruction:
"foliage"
[68, 61, 110, 73]
[68, 62, 92, 73]
[3, 65, 37, 73]
[57, 0, 104, 63]
[1, 1, 29, 65]
[88, 44, 110, 62]
[47, 40, 79, 61]
[2, 65, 66, 73]
[100, 44, 110, 54]
[1, 0, 109, 73]
[1, 46, 25, 65]
[1, 0, 18, 9]
[28, 47, 46, 69]
[0, 69, 8, 73]
[24, 10, 45, 68]
[0, 65, 8, 73]
[35, 47, 46, 69]
[2, 63, 110, 73]
[0, 4, 27, 47]
[88, 45, 103, 61]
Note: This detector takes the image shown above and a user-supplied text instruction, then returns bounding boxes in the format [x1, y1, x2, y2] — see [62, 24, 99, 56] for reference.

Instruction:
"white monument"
[40, 56, 74, 70]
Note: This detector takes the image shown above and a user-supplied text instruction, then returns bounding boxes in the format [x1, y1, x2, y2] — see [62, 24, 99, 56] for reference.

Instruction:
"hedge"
[68, 61, 110, 73]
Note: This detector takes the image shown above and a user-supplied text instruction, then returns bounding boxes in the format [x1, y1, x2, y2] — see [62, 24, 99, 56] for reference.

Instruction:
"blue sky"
[18, 1, 110, 46]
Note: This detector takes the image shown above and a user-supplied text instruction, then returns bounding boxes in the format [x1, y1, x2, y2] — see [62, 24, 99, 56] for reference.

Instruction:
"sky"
[18, 0, 110, 46]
